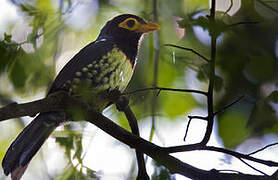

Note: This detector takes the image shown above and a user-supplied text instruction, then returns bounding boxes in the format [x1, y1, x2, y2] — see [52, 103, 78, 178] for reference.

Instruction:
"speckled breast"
[61, 46, 134, 111]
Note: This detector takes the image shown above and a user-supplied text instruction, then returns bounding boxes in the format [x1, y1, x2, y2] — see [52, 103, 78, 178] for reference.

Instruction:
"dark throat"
[114, 34, 142, 67]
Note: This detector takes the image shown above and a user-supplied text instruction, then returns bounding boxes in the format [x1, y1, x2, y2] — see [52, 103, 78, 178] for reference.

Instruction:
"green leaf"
[247, 100, 277, 135]
[19, 4, 37, 16]
[8, 55, 28, 90]
[268, 91, 278, 103]
[0, 40, 20, 74]
[218, 110, 249, 148]
[4, 33, 12, 43]
[55, 125, 77, 159]
[197, 63, 210, 82]
[214, 75, 223, 91]
[162, 93, 199, 119]
[244, 51, 275, 84]
[157, 59, 177, 87]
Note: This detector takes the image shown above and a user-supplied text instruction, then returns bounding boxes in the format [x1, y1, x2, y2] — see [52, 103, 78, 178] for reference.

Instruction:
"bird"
[2, 14, 159, 180]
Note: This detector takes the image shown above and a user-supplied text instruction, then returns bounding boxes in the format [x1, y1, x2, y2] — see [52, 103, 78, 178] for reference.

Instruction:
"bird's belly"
[63, 47, 134, 111]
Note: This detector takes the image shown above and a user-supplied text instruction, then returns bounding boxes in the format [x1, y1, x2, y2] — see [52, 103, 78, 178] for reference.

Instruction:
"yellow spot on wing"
[73, 78, 80, 84]
[87, 72, 93, 78]
[75, 72, 82, 77]
[82, 67, 88, 72]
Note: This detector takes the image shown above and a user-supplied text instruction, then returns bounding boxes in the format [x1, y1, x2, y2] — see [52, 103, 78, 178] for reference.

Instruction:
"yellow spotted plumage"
[65, 46, 133, 111]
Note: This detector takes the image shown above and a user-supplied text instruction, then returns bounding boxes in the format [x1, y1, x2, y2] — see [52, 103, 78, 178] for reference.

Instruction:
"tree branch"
[200, 0, 216, 146]
[248, 142, 278, 156]
[164, 44, 210, 62]
[86, 113, 275, 179]
[0, 91, 72, 121]
[115, 96, 149, 180]
[0, 92, 277, 179]
[184, 115, 208, 141]
[226, 21, 259, 28]
[214, 95, 245, 115]
[256, 0, 278, 14]
[163, 145, 278, 167]
[124, 86, 208, 96]
[238, 158, 269, 176]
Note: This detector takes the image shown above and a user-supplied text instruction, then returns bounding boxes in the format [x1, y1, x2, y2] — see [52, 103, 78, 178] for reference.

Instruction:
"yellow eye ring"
[118, 18, 139, 31]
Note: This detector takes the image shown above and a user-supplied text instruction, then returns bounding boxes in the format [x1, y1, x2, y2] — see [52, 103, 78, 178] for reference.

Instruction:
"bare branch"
[188, 115, 208, 120]
[248, 142, 278, 156]
[124, 86, 208, 96]
[184, 115, 208, 141]
[227, 21, 259, 28]
[256, 0, 278, 14]
[200, 0, 217, 146]
[214, 95, 245, 115]
[0, 91, 71, 121]
[164, 44, 210, 62]
[115, 96, 149, 180]
[0, 91, 276, 179]
[238, 158, 269, 176]
[264, 0, 278, 3]
[163, 145, 278, 167]
[222, 0, 233, 18]
[87, 112, 275, 179]
[184, 118, 193, 142]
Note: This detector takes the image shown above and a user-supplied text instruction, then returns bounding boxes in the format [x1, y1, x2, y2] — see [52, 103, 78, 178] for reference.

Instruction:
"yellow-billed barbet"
[2, 14, 159, 179]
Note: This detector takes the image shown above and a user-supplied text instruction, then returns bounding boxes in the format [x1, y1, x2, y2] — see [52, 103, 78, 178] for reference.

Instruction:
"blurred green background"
[1, 0, 278, 179]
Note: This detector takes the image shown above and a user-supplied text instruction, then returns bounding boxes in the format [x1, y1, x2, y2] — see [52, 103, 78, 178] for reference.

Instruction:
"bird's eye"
[118, 18, 140, 31]
[126, 19, 135, 28]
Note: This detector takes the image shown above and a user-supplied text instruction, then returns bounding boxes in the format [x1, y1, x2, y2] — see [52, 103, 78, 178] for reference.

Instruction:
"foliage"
[0, 0, 278, 179]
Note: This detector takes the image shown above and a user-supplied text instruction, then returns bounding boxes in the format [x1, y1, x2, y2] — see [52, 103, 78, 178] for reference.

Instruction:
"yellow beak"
[136, 22, 160, 33]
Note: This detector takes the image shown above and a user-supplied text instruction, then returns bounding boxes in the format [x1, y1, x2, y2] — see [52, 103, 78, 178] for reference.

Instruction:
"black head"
[97, 14, 160, 65]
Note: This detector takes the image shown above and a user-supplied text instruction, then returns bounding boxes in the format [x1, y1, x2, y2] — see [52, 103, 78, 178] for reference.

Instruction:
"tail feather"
[2, 112, 63, 178]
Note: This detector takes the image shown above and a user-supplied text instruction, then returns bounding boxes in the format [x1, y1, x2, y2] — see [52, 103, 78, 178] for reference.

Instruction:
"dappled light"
[1, 0, 278, 179]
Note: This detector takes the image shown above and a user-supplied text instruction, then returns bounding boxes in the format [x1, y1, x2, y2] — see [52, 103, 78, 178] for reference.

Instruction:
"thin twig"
[256, 0, 278, 14]
[188, 115, 208, 120]
[164, 44, 210, 62]
[222, 0, 233, 18]
[184, 116, 208, 141]
[184, 118, 193, 142]
[163, 145, 278, 167]
[214, 95, 244, 115]
[238, 158, 269, 176]
[264, 1, 278, 3]
[248, 142, 278, 156]
[226, 21, 259, 28]
[124, 86, 208, 96]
